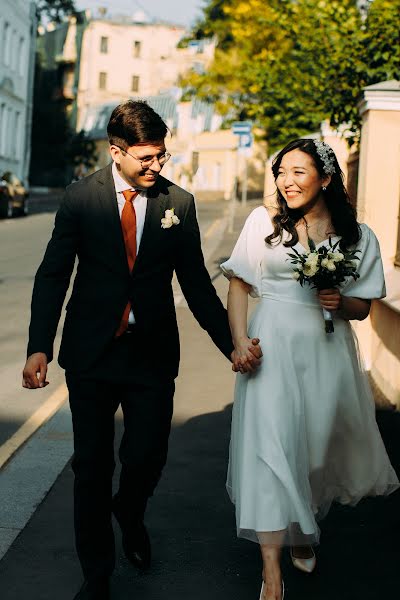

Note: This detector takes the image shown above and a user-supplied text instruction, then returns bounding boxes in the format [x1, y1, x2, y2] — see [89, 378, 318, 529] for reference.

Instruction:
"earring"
[322, 186, 327, 191]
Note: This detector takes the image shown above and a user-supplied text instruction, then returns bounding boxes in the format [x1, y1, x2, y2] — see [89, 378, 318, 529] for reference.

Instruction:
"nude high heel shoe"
[259, 580, 285, 599]
[290, 546, 316, 573]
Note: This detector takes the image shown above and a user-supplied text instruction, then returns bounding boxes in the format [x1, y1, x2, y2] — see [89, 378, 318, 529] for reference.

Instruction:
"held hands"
[317, 288, 342, 312]
[22, 352, 49, 389]
[231, 337, 263, 374]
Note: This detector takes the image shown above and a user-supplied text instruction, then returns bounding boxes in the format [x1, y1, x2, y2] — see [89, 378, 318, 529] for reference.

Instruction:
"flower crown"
[314, 140, 336, 176]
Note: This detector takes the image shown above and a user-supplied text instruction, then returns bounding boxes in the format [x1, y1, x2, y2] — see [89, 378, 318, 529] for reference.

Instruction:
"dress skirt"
[226, 295, 399, 546]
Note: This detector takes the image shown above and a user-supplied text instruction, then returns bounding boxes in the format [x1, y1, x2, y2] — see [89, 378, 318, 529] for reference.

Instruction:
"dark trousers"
[66, 333, 175, 580]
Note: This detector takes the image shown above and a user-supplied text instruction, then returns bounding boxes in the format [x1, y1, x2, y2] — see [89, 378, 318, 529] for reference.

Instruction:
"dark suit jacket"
[27, 164, 234, 378]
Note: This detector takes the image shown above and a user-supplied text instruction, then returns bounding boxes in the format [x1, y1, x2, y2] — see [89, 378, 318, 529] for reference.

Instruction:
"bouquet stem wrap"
[322, 308, 334, 333]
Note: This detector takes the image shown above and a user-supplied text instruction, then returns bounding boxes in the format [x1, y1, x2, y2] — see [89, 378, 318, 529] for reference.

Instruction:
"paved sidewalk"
[1, 199, 399, 599]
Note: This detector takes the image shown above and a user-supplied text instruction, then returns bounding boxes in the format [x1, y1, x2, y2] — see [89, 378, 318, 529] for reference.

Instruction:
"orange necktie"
[115, 189, 138, 337]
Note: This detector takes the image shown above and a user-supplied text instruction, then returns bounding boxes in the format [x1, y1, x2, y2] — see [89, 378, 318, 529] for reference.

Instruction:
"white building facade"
[0, 0, 36, 182]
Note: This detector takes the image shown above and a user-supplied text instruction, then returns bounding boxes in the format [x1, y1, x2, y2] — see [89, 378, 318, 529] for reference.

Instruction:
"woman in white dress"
[221, 139, 399, 600]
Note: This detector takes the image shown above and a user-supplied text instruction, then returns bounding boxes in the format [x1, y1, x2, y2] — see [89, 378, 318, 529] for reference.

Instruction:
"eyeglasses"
[116, 145, 171, 169]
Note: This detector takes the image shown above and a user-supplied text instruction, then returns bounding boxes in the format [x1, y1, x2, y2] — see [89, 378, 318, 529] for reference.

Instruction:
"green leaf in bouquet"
[331, 238, 341, 251]
[308, 237, 316, 252]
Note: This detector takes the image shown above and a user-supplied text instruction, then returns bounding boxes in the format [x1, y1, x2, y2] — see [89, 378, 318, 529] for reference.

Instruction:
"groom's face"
[110, 140, 166, 189]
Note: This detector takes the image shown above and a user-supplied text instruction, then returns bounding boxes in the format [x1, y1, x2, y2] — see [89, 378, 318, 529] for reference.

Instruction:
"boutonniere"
[161, 208, 180, 229]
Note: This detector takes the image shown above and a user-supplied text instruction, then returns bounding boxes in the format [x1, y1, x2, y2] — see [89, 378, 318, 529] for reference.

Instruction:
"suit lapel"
[96, 164, 129, 275]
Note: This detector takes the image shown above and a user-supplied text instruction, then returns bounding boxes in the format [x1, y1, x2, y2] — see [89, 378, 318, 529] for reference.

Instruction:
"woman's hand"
[231, 337, 262, 374]
[318, 291, 371, 321]
[317, 288, 342, 312]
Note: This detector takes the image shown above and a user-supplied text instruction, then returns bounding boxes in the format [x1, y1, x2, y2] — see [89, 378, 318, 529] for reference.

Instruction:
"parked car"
[0, 172, 29, 218]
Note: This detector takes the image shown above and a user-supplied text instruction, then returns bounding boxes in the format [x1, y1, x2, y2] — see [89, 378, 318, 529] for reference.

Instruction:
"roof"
[81, 94, 217, 140]
[363, 80, 400, 92]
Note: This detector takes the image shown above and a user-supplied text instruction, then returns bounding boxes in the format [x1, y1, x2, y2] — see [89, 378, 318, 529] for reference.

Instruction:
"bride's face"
[276, 149, 330, 212]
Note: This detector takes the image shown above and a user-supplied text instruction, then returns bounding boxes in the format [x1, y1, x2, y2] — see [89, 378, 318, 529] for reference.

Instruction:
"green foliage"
[183, 0, 400, 152]
[29, 54, 71, 186]
[29, 53, 97, 186]
[36, 0, 76, 24]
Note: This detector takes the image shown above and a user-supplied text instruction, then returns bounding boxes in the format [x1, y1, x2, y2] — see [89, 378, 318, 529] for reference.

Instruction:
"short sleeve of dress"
[220, 206, 272, 298]
[341, 224, 386, 300]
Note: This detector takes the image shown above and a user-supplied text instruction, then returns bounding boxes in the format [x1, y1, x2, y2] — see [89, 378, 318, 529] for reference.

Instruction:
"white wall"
[0, 0, 36, 183]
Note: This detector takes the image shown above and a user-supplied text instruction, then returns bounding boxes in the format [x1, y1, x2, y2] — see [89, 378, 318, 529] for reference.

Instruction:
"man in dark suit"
[22, 100, 261, 600]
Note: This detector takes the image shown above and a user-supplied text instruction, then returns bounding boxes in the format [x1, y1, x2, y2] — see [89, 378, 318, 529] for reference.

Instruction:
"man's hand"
[231, 337, 263, 373]
[22, 353, 49, 389]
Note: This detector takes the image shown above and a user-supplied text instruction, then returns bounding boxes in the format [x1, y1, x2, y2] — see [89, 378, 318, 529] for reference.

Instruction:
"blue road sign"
[238, 133, 253, 148]
[232, 121, 252, 135]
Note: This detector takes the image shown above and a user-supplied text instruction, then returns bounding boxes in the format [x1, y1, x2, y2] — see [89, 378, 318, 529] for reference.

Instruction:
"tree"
[36, 0, 76, 24]
[183, 0, 400, 151]
[30, 0, 83, 185]
[325, 0, 400, 141]
[29, 55, 71, 186]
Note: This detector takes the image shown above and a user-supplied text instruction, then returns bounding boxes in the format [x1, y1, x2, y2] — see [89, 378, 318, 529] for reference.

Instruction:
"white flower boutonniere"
[161, 208, 180, 229]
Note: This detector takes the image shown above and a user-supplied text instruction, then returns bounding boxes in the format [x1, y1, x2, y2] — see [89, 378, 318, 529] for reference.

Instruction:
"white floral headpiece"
[314, 140, 336, 176]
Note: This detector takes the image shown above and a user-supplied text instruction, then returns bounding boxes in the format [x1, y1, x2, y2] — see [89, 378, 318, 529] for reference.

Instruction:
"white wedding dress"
[221, 206, 399, 546]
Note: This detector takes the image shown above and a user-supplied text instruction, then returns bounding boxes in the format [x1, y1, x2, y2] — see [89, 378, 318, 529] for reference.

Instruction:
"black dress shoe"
[73, 577, 110, 600]
[123, 520, 151, 569]
[112, 506, 151, 569]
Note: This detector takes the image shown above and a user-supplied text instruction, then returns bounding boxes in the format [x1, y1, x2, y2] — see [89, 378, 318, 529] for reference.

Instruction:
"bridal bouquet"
[287, 238, 360, 333]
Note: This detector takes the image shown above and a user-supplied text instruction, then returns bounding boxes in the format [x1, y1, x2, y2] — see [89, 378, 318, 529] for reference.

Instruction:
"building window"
[12, 29, 18, 71]
[11, 111, 20, 157]
[18, 37, 25, 76]
[133, 40, 141, 58]
[6, 106, 12, 158]
[3, 22, 11, 66]
[0, 103, 6, 156]
[131, 75, 140, 93]
[99, 72, 107, 90]
[100, 36, 108, 53]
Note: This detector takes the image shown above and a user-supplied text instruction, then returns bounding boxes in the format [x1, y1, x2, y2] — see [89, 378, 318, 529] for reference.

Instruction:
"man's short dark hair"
[107, 100, 168, 148]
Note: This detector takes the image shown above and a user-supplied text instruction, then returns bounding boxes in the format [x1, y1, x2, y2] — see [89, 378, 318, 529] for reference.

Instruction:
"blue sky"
[74, 0, 205, 28]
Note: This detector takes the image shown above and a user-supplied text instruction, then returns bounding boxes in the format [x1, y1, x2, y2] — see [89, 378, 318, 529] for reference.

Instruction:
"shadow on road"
[0, 404, 400, 599]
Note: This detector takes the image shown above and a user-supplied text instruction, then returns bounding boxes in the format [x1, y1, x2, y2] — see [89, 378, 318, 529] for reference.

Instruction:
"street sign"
[238, 133, 253, 148]
[231, 121, 252, 135]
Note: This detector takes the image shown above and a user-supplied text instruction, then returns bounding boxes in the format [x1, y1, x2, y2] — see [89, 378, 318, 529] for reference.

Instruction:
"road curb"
[0, 383, 68, 470]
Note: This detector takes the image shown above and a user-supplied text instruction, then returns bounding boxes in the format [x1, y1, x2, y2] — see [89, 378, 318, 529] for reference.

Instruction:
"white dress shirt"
[112, 161, 148, 324]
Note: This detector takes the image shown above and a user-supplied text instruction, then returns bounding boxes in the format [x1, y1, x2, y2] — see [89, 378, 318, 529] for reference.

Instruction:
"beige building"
[354, 80, 400, 409]
[38, 11, 215, 132]
[0, 0, 36, 182]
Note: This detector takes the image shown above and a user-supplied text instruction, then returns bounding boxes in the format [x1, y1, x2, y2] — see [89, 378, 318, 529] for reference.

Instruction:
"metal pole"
[241, 156, 248, 206]
[228, 148, 239, 234]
